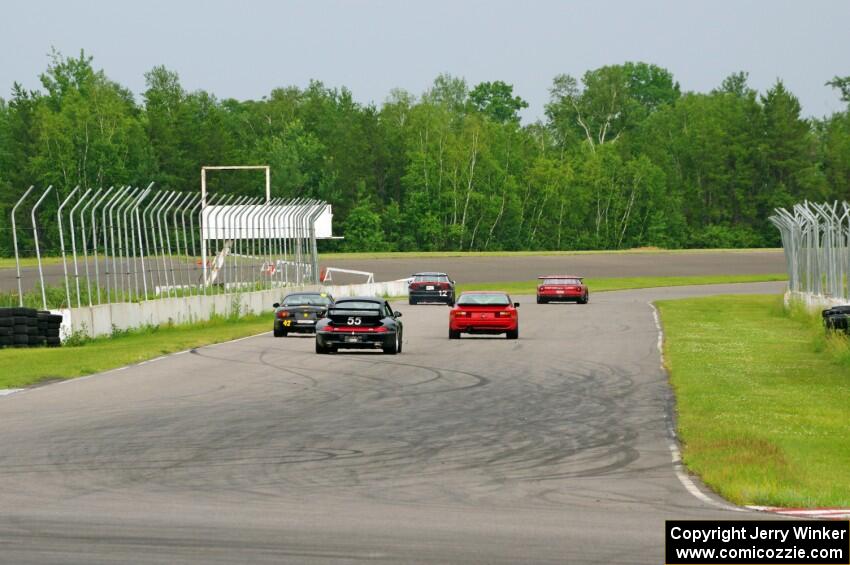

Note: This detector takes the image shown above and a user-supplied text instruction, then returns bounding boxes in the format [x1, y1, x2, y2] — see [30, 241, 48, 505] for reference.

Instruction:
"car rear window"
[542, 278, 581, 285]
[332, 301, 382, 311]
[413, 275, 449, 282]
[283, 294, 332, 306]
[457, 293, 510, 306]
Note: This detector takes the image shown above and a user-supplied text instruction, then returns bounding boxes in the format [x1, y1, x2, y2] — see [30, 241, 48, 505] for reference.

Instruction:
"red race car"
[536, 275, 589, 304]
[449, 291, 519, 340]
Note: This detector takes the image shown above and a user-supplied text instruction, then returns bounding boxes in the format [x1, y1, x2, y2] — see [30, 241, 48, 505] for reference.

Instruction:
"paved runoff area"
[0, 282, 787, 564]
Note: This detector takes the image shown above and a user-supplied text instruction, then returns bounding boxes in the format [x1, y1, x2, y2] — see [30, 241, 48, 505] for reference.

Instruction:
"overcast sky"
[1, 0, 848, 122]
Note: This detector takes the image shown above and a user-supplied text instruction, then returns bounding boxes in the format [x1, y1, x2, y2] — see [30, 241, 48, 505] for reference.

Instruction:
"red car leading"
[536, 275, 589, 304]
[449, 291, 519, 340]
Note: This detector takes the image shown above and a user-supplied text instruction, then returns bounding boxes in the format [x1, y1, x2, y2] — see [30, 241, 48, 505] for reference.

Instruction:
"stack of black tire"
[0, 308, 62, 348]
[822, 305, 850, 335]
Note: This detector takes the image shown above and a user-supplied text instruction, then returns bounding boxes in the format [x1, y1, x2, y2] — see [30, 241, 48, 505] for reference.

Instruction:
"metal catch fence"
[769, 201, 850, 302]
[8, 184, 330, 310]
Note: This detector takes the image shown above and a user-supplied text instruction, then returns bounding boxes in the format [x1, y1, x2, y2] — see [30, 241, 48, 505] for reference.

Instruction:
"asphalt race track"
[0, 250, 785, 292]
[0, 281, 785, 564]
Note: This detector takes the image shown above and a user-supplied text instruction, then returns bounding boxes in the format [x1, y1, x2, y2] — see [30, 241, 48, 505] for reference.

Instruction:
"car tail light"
[327, 325, 387, 333]
[451, 310, 469, 317]
[497, 311, 515, 318]
[277, 310, 289, 318]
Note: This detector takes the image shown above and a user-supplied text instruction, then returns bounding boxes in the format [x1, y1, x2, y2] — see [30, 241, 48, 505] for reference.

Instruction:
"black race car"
[315, 297, 403, 354]
[273, 292, 334, 337]
[408, 272, 455, 305]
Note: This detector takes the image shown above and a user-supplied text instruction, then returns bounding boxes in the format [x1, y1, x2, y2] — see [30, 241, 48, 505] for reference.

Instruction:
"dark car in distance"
[273, 292, 334, 337]
[315, 297, 403, 354]
[408, 272, 455, 305]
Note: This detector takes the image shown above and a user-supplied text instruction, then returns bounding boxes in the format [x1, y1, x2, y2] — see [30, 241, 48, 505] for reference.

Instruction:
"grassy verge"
[0, 256, 65, 268]
[2, 248, 783, 268]
[0, 315, 270, 389]
[0, 255, 197, 269]
[319, 248, 782, 261]
[457, 273, 787, 295]
[658, 294, 850, 507]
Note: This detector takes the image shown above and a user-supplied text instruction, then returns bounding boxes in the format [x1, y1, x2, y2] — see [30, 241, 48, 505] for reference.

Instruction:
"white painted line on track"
[0, 389, 23, 397]
[649, 301, 746, 513]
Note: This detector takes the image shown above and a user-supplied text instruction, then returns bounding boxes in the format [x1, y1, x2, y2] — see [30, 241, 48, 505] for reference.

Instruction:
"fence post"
[57, 186, 80, 309]
[31, 186, 54, 311]
[67, 188, 92, 308]
[11, 186, 35, 307]
[78, 188, 101, 307]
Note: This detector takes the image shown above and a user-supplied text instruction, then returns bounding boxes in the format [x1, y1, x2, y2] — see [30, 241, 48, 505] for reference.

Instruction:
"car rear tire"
[506, 328, 519, 340]
[316, 341, 329, 354]
[273, 326, 286, 337]
[578, 293, 588, 304]
[449, 329, 460, 340]
[383, 332, 400, 355]
[408, 297, 417, 305]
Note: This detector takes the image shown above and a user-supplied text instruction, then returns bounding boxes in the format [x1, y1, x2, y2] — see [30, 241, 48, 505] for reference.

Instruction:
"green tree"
[468, 81, 528, 123]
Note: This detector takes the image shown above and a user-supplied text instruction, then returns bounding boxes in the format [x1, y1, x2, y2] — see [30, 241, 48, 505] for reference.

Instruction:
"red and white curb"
[748, 506, 850, 520]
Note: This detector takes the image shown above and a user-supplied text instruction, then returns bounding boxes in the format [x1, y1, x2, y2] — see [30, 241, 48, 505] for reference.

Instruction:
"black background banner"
[666, 520, 849, 564]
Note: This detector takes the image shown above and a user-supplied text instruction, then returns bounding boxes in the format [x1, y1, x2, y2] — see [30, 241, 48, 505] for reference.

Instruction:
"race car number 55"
[347, 317, 362, 326]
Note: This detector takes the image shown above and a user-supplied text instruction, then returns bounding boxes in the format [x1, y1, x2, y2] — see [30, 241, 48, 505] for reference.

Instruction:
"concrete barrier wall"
[784, 290, 849, 313]
[63, 279, 410, 339]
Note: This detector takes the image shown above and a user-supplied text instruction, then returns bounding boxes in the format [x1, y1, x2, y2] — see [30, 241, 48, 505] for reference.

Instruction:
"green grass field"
[457, 273, 787, 295]
[0, 257, 65, 269]
[0, 254, 197, 269]
[0, 247, 783, 269]
[0, 315, 270, 389]
[319, 248, 782, 261]
[658, 294, 850, 508]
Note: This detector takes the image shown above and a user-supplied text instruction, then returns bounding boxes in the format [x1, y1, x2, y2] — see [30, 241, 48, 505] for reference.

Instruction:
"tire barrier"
[823, 305, 850, 335]
[0, 308, 62, 348]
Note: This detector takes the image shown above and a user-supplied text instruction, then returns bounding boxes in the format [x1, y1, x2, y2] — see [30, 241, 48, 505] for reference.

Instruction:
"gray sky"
[1, 0, 848, 121]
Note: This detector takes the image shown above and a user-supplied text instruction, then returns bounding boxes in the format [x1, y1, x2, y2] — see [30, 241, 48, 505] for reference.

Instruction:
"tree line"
[1, 49, 848, 255]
